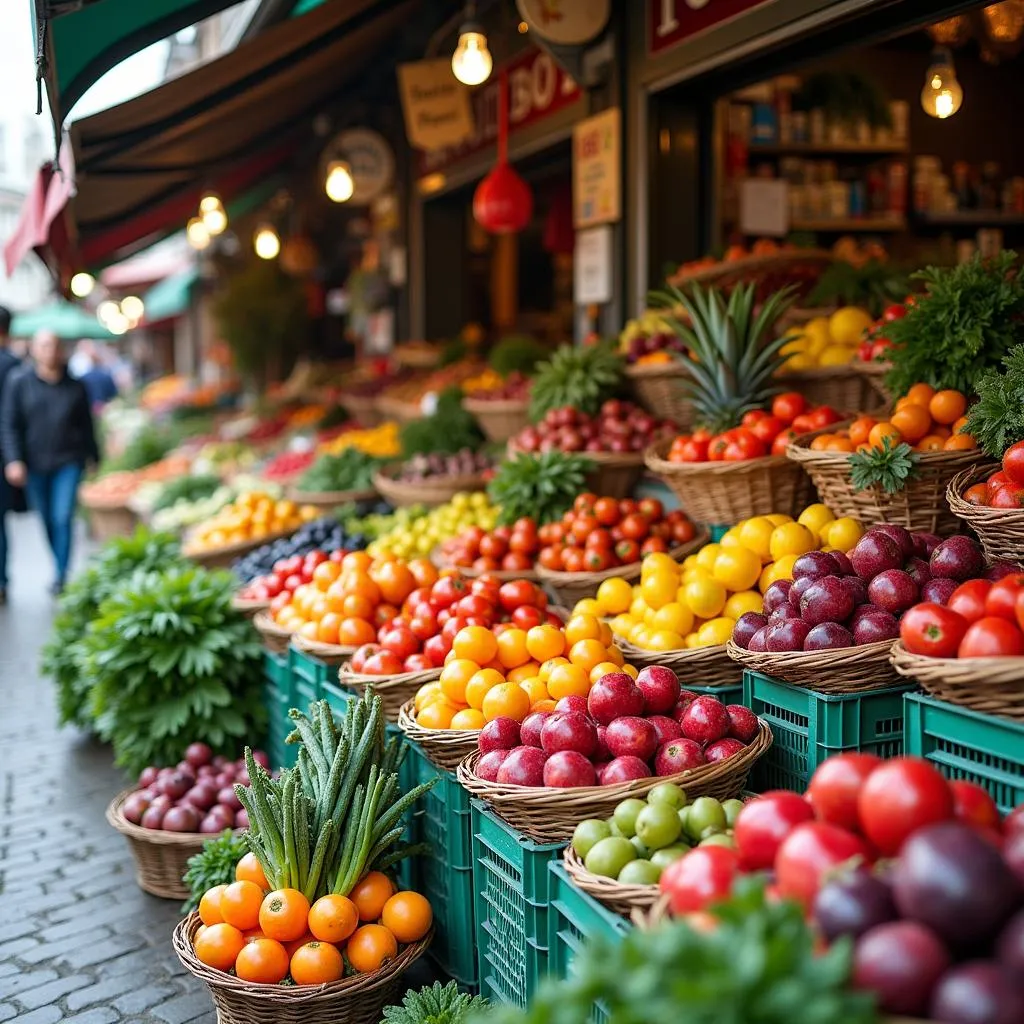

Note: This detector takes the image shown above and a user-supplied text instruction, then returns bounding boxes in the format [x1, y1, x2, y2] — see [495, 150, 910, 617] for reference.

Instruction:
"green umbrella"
[10, 301, 114, 340]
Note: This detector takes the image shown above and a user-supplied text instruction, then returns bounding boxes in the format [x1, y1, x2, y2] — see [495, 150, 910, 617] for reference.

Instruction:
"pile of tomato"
[855, 301, 907, 364]
[666, 394, 843, 463]
[962, 440, 1024, 508]
[440, 518, 542, 574]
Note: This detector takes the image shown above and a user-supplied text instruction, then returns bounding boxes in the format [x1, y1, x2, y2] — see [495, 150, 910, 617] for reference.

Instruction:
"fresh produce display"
[731, 527, 986, 653]
[527, 340, 625, 422]
[81, 454, 192, 505]
[191, 440, 259, 476]
[121, 746, 265, 834]
[398, 388, 485, 458]
[666, 394, 842, 463]
[572, 787, 744, 884]
[150, 475, 279, 534]
[182, 830, 250, 913]
[962, 441, 1024, 508]
[411, 606, 611, 729]
[261, 449, 316, 483]
[439, 517, 543, 574]
[393, 447, 493, 483]
[366, 492, 500, 560]
[318, 421, 401, 458]
[513, 400, 670, 455]
[463, 369, 531, 401]
[486, 451, 593, 527]
[471, 664, 759, 786]
[779, 306, 875, 370]
[618, 311, 688, 364]
[185, 493, 320, 553]
[296, 448, 381, 493]
[604, 505, 858, 652]
[966, 343, 1024, 460]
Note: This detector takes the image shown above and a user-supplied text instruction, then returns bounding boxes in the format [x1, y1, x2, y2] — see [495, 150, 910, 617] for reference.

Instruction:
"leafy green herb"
[476, 879, 877, 1024]
[181, 831, 248, 913]
[806, 259, 909, 317]
[884, 250, 1024, 397]
[400, 387, 485, 457]
[298, 449, 380, 493]
[528, 340, 625, 422]
[487, 451, 593, 526]
[383, 982, 490, 1024]
[83, 565, 265, 776]
[488, 335, 549, 377]
[847, 437, 920, 494]
[151, 474, 223, 512]
[99, 424, 177, 474]
[966, 343, 1024, 458]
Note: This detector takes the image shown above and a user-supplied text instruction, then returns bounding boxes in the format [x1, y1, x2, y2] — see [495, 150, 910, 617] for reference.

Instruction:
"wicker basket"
[396, 699, 479, 770]
[891, 641, 1024, 721]
[291, 633, 356, 666]
[337, 664, 442, 721]
[726, 638, 900, 694]
[173, 912, 431, 1024]
[562, 846, 660, 917]
[81, 500, 140, 542]
[394, 344, 442, 369]
[786, 432, 985, 536]
[183, 529, 295, 570]
[624, 362, 693, 429]
[856, 361, 894, 408]
[253, 610, 294, 655]
[462, 397, 531, 443]
[456, 723, 772, 842]
[616, 639, 739, 690]
[339, 393, 383, 428]
[232, 594, 271, 619]
[507, 442, 646, 500]
[105, 791, 211, 899]
[775, 366, 879, 413]
[946, 464, 1024, 564]
[376, 395, 423, 423]
[286, 486, 377, 510]
[666, 249, 833, 290]
[372, 467, 486, 509]
[644, 438, 814, 525]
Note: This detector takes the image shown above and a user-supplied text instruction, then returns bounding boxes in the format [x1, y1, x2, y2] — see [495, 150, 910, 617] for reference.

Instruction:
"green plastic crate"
[742, 670, 914, 793]
[403, 743, 477, 987]
[288, 645, 328, 713]
[689, 682, 742, 704]
[472, 801, 562, 1007]
[323, 680, 357, 720]
[904, 693, 1024, 814]
[263, 649, 290, 693]
[548, 862, 632, 1024]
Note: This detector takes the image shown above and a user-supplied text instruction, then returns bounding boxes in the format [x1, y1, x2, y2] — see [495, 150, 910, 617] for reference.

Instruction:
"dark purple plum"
[800, 575, 856, 626]
[853, 609, 900, 644]
[762, 579, 794, 615]
[930, 536, 985, 582]
[996, 909, 1024, 976]
[733, 612, 768, 650]
[814, 867, 898, 941]
[850, 532, 904, 580]
[871, 523, 916, 560]
[830, 550, 854, 575]
[765, 619, 811, 652]
[843, 576, 869, 608]
[986, 560, 1024, 582]
[905, 556, 932, 589]
[747, 627, 769, 653]
[804, 622, 854, 650]
[867, 569, 919, 614]
[768, 605, 800, 624]
[793, 550, 839, 581]
[853, 921, 951, 1016]
[791, 574, 816, 603]
[930, 962, 1024, 1024]
[922, 577, 959, 605]
[913, 532, 942, 558]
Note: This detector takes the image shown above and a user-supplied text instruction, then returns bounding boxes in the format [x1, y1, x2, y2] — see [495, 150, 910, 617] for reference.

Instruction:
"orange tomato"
[506, 661, 542, 684]
[298, 621, 320, 642]
[313, 561, 342, 591]
[308, 894, 359, 944]
[848, 416, 877, 446]
[589, 661, 622, 684]
[964, 483, 990, 505]
[350, 872, 396, 922]
[916, 435, 946, 452]
[342, 571, 381, 605]
[199, 884, 228, 926]
[481, 682, 532, 722]
[452, 625, 498, 664]
[346, 924, 399, 974]
[194, 922, 246, 972]
[546, 662, 590, 700]
[439, 659, 479, 703]
[341, 593, 375, 619]
[416, 700, 457, 729]
[809, 434, 834, 451]
[234, 937, 290, 983]
[450, 708, 486, 729]
[824, 437, 855, 453]
[929, 389, 967, 425]
[944, 433, 978, 451]
[372, 561, 416, 606]
[258, 889, 311, 942]
[518, 676, 549, 705]
[525, 624, 566, 662]
[568, 638, 608, 674]
[868, 422, 902, 449]
[219, 880, 265, 931]
[317, 612, 342, 645]
[530, 698, 558, 713]
[235, 853, 269, 890]
[564, 614, 603, 647]
[407, 558, 439, 588]
[496, 628, 530, 669]
[290, 941, 345, 985]
[889, 404, 932, 444]
[465, 668, 506, 709]
[952, 415, 970, 436]
[381, 891, 433, 943]
[339, 617, 376, 646]
[414, 681, 444, 711]
[905, 383, 936, 407]
[342, 551, 373, 573]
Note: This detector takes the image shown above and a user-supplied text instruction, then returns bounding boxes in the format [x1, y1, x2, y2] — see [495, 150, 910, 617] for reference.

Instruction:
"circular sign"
[322, 129, 395, 205]
[515, 0, 610, 46]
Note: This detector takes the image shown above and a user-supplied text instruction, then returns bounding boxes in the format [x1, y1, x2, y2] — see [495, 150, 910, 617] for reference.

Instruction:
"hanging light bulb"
[203, 204, 228, 236]
[96, 300, 120, 324]
[187, 216, 211, 250]
[69, 272, 94, 298]
[120, 295, 144, 322]
[325, 160, 355, 203]
[452, 22, 492, 86]
[199, 192, 223, 215]
[921, 48, 964, 119]
[106, 311, 130, 336]
[254, 223, 281, 260]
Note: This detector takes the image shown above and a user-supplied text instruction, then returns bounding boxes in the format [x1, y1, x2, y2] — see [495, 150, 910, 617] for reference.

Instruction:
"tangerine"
[290, 941, 345, 985]
[308, 894, 359, 944]
[381, 891, 433, 943]
[346, 924, 398, 974]
[350, 871, 396, 922]
[234, 937, 289, 984]
[194, 922, 245, 972]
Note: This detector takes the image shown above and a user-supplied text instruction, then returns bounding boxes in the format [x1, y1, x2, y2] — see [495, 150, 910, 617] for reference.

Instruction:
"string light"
[254, 224, 281, 260]
[70, 272, 94, 298]
[325, 160, 355, 203]
[186, 216, 211, 250]
[120, 296, 144, 321]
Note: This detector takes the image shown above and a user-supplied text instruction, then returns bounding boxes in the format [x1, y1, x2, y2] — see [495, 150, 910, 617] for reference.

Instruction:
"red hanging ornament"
[473, 70, 533, 234]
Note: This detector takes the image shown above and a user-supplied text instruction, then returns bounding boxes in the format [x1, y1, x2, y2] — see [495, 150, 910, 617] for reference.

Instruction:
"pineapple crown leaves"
[382, 982, 490, 1024]
[847, 436, 920, 494]
[528, 339, 625, 422]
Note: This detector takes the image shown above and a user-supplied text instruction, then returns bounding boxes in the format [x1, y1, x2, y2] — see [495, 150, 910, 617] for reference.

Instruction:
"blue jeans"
[26, 462, 83, 585]
[0, 473, 8, 588]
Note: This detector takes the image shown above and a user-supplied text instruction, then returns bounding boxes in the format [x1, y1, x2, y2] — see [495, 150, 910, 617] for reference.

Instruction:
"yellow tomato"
[572, 598, 604, 617]
[564, 614, 604, 647]
[797, 503, 836, 542]
[764, 514, 793, 527]
[609, 614, 635, 637]
[650, 602, 694, 637]
[640, 572, 678, 611]
[596, 576, 634, 615]
[641, 552, 679, 579]
[696, 617, 736, 647]
[712, 547, 762, 592]
[759, 553, 799, 591]
[823, 516, 864, 553]
[724, 590, 763, 619]
[768, 522, 816, 561]
[737, 517, 776, 562]
[629, 595, 650, 620]
[546, 663, 590, 700]
[695, 543, 722, 573]
[681, 576, 727, 620]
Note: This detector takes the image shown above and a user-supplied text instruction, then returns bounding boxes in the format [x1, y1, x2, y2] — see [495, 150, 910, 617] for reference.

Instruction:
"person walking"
[0, 306, 21, 603]
[1, 330, 99, 594]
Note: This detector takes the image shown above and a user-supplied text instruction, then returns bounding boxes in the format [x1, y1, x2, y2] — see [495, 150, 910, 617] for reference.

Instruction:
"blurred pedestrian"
[1, 330, 99, 595]
[81, 347, 119, 409]
[0, 306, 21, 603]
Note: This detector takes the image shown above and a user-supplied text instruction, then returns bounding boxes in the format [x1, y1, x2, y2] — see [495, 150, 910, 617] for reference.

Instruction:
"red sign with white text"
[649, 0, 773, 55]
[417, 48, 580, 176]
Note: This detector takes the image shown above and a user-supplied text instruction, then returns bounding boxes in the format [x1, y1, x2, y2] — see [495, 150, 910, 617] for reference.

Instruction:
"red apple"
[543, 751, 597, 788]
[480, 717, 522, 754]
[600, 756, 652, 785]
[635, 665, 680, 714]
[604, 717, 659, 762]
[476, 749, 512, 782]
[705, 738, 747, 762]
[588, 672, 645, 725]
[725, 705, 759, 744]
[496, 746, 548, 787]
[519, 711, 552, 749]
[654, 739, 705, 775]
[540, 712, 598, 757]
[680, 696, 730, 744]
[647, 714, 682, 746]
[594, 725, 611, 762]
[554, 695, 589, 716]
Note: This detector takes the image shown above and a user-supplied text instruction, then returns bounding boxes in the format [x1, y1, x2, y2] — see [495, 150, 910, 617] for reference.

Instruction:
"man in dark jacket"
[0, 306, 20, 603]
[2, 330, 99, 594]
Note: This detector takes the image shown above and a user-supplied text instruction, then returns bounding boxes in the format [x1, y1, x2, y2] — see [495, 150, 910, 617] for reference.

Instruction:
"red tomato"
[430, 576, 468, 609]
[858, 341, 874, 362]
[790, 413, 817, 435]
[658, 846, 740, 915]
[615, 539, 641, 564]
[988, 486, 1024, 508]
[408, 613, 438, 642]
[350, 643, 378, 673]
[455, 594, 495, 620]
[771, 429, 798, 456]
[733, 791, 815, 871]
[856, 757, 954, 855]
[1015, 590, 1024, 635]
[511, 605, 545, 630]
[1002, 439, 1024, 485]
[363, 650, 404, 675]
[742, 410, 768, 428]
[774, 822, 872, 907]
[707, 435, 728, 461]
[471, 576, 502, 603]
[640, 536, 668, 556]
[882, 304, 907, 321]
[593, 497, 620, 526]
[750, 415, 785, 445]
[950, 780, 1001, 832]
[270, 592, 291, 615]
[984, 575, 1024, 621]
[988, 471, 1013, 497]
[870, 339, 894, 361]
[638, 498, 664, 521]
[958, 616, 1024, 658]
[805, 753, 882, 832]
[585, 529, 614, 551]
[727, 429, 767, 460]
[584, 548, 613, 571]
[262, 573, 283, 598]
[620, 513, 650, 541]
[403, 653, 433, 672]
[947, 579, 993, 624]
[808, 406, 842, 429]
[772, 392, 807, 424]
[422, 634, 448, 667]
[899, 603, 969, 657]
[304, 551, 327, 569]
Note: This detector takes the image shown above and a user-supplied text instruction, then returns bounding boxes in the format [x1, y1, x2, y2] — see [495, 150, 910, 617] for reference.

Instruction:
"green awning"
[142, 265, 198, 324]
[10, 300, 114, 340]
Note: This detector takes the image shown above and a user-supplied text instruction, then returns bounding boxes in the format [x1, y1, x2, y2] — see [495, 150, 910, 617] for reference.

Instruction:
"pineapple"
[651, 282, 796, 434]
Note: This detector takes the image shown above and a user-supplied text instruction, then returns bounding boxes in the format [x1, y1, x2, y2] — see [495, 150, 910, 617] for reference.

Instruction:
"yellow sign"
[573, 107, 621, 228]
[397, 59, 474, 151]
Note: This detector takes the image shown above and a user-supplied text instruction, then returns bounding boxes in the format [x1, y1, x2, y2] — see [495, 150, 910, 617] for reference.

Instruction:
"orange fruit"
[235, 853, 269, 890]
[496, 628, 531, 669]
[416, 700, 457, 729]
[868, 422, 902, 449]
[824, 437, 855, 453]
[905, 383, 936, 407]
[219, 880, 265, 931]
[538, 656, 569, 680]
[546, 662, 590, 700]
[465, 668, 506, 709]
[518, 676, 549, 705]
[889, 404, 932, 444]
[848, 416, 877, 446]
[944, 433, 978, 451]
[481, 682, 532, 722]
[916, 435, 946, 452]
[531, 698, 558, 712]
[381, 891, 433, 943]
[568, 638, 608, 674]
[350, 872, 396, 922]
[346, 924, 398, 974]
[525, 624, 565, 662]
[199, 884, 228, 927]
[258, 889, 311, 943]
[308, 894, 359, 944]
[194, 922, 245, 972]
[414, 681, 444, 711]
[506, 661, 542, 684]
[929, 389, 967, 425]
[452, 626, 498, 665]
[234, 937, 290, 983]
[451, 708, 486, 729]
[564, 614, 603, 646]
[439, 659, 479, 703]
[952, 415, 970, 436]
[290, 940, 345, 985]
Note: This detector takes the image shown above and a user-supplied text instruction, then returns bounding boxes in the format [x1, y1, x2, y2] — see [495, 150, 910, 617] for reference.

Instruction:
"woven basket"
[105, 791, 211, 899]
[376, 396, 423, 423]
[337, 664, 442, 721]
[946, 464, 1024, 564]
[507, 442, 646, 500]
[456, 723, 772, 842]
[624, 362, 693, 429]
[82, 501, 140, 542]
[173, 912, 431, 1024]
[775, 366, 878, 413]
[253, 610, 294, 655]
[372, 467, 486, 509]
[856, 361, 894, 407]
[644, 438, 814, 524]
[397, 700, 479, 770]
[339, 393, 383, 428]
[786, 432, 985, 536]
[616, 639, 739, 690]
[462, 397, 531, 443]
[183, 529, 295, 570]
[292, 633, 356, 666]
[536, 533, 707, 607]
[666, 249, 833, 290]
[286, 486, 377, 510]
[232, 594, 271, 619]
[562, 847, 659, 917]
[891, 641, 1024, 721]
[726, 638, 900, 694]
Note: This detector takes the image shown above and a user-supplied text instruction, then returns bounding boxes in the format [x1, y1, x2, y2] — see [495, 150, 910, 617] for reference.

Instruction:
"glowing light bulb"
[325, 160, 354, 203]
[106, 312, 129, 335]
[96, 300, 119, 323]
[452, 28, 492, 86]
[120, 295, 144, 321]
[187, 216, 211, 250]
[199, 192, 223, 215]
[203, 205, 227, 235]
[70, 272, 94, 298]
[921, 48, 963, 119]
[254, 224, 281, 260]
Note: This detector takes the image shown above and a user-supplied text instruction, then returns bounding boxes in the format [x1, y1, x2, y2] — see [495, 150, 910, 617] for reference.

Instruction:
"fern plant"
[383, 982, 489, 1024]
[528, 340, 625, 422]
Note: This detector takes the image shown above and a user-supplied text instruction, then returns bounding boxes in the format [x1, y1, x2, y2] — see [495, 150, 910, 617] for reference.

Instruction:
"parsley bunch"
[966, 343, 1024, 458]
[847, 437, 920, 494]
[181, 831, 248, 913]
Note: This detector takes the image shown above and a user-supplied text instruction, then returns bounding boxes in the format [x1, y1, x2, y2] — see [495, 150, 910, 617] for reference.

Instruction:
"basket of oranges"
[786, 385, 985, 536]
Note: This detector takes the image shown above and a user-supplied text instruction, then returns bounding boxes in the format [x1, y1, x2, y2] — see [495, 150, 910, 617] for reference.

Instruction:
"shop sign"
[649, 0, 773, 55]
[574, 224, 614, 305]
[573, 107, 620, 228]
[326, 129, 395, 205]
[397, 59, 474, 151]
[418, 48, 580, 175]
[515, 0, 610, 46]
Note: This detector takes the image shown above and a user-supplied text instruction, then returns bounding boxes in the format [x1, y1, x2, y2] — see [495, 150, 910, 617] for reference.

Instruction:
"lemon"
[765, 514, 793, 527]
[696, 617, 737, 647]
[824, 516, 864, 552]
[651, 602, 695, 637]
[818, 345, 856, 367]
[573, 597, 604, 617]
[724, 590, 764, 619]
[737, 517, 776, 562]
[828, 306, 873, 346]
[596, 577, 634, 615]
[769, 522, 816, 560]
[682, 576, 727, 619]
[798, 503, 835, 541]
[712, 546, 762, 592]
[641, 552, 680, 579]
[802, 317, 832, 353]
[641, 572, 679, 610]
[646, 629, 685, 652]
[759, 553, 799, 591]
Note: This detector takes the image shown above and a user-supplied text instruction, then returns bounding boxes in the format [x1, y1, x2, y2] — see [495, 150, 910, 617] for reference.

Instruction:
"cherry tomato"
[511, 605, 545, 630]
[707, 435, 728, 461]
[805, 753, 882, 833]
[658, 846, 740, 914]
[882, 304, 907, 321]
[772, 392, 807, 424]
[430, 576, 468, 609]
[771, 428, 798, 456]
[984, 574, 1024, 621]
[1003, 440, 1024, 486]
[947, 579, 993, 624]
[750, 415, 785, 445]
[950, 780, 1001, 832]
[640, 536, 668, 556]
[584, 548, 613, 571]
[807, 406, 841, 429]
[620, 514, 650, 541]
[742, 410, 768, 428]
[615, 539, 641, 564]
[858, 341, 874, 362]
[733, 791, 815, 871]
[958, 616, 1024, 658]
[857, 757, 954, 856]
[638, 498, 664, 521]
[774, 822, 872, 907]
[899, 603, 969, 657]
[989, 486, 1024, 508]
[422, 634, 448, 666]
[988, 471, 1013, 497]
[725, 429, 766, 461]
[593, 497, 620, 526]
